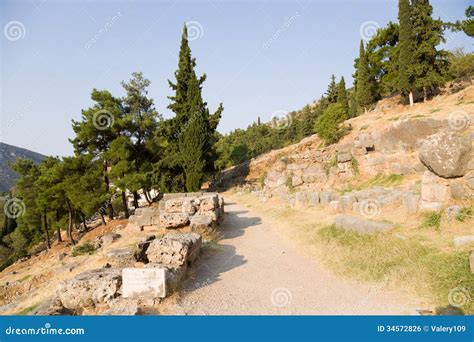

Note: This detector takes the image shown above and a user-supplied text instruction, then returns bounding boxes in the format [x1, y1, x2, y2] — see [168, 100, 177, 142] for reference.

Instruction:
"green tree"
[337, 77, 349, 114]
[356, 40, 375, 111]
[325, 75, 338, 104]
[398, 0, 415, 106]
[462, 6, 474, 37]
[314, 103, 349, 145]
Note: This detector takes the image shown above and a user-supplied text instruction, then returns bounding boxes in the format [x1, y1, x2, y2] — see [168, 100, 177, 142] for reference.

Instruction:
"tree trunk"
[56, 209, 62, 242]
[43, 214, 51, 249]
[103, 160, 114, 220]
[133, 191, 140, 209]
[66, 201, 75, 245]
[82, 215, 89, 232]
[423, 87, 428, 102]
[121, 191, 129, 219]
[409, 91, 414, 107]
[100, 213, 106, 226]
[144, 191, 152, 204]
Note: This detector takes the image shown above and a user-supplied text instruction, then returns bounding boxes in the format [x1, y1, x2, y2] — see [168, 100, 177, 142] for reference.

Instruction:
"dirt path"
[175, 200, 422, 315]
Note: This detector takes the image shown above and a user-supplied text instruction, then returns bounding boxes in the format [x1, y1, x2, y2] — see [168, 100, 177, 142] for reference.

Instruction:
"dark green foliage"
[447, 48, 474, 81]
[356, 41, 375, 110]
[398, 0, 415, 99]
[72, 242, 96, 257]
[314, 103, 348, 145]
[337, 77, 349, 114]
[462, 6, 474, 37]
[325, 75, 338, 104]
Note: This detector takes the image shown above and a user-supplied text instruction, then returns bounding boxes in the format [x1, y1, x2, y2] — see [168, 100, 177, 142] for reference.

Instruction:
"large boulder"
[146, 232, 202, 266]
[419, 131, 472, 178]
[57, 268, 122, 311]
[334, 215, 394, 234]
[190, 214, 215, 232]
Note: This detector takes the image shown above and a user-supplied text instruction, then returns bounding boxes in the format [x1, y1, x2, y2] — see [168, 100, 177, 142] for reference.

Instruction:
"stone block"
[452, 236, 474, 248]
[402, 193, 420, 214]
[146, 232, 202, 266]
[122, 268, 166, 299]
[307, 192, 319, 206]
[292, 175, 303, 186]
[190, 215, 214, 232]
[320, 191, 333, 206]
[145, 263, 188, 290]
[334, 215, 394, 234]
[159, 212, 190, 228]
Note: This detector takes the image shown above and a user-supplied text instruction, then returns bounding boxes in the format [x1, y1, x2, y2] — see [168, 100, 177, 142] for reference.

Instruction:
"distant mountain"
[0, 142, 46, 192]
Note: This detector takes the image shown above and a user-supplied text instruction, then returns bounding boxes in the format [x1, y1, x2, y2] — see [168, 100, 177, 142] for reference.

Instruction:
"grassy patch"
[351, 157, 359, 175]
[18, 275, 31, 283]
[456, 207, 472, 222]
[421, 211, 442, 230]
[72, 242, 96, 257]
[259, 171, 267, 188]
[336, 173, 404, 194]
[317, 225, 473, 314]
[285, 177, 295, 193]
[360, 125, 369, 131]
[430, 108, 441, 113]
[16, 304, 38, 315]
[324, 154, 338, 176]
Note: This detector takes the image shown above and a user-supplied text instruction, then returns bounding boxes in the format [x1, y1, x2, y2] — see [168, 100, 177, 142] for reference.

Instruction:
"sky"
[0, 0, 472, 157]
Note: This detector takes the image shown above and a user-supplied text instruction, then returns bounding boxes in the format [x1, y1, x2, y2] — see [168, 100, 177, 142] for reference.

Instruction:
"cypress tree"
[398, 0, 415, 106]
[411, 0, 446, 101]
[325, 75, 338, 104]
[337, 77, 349, 114]
[356, 40, 374, 111]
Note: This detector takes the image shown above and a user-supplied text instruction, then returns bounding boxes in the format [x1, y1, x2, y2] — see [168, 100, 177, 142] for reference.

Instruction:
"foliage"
[456, 207, 472, 222]
[72, 242, 96, 257]
[314, 103, 348, 145]
[421, 211, 442, 230]
[447, 48, 474, 81]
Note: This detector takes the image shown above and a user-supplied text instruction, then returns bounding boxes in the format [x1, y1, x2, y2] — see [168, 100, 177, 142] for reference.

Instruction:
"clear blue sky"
[1, 0, 472, 156]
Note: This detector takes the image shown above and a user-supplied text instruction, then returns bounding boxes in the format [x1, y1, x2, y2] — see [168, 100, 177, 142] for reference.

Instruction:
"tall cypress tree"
[411, 0, 446, 101]
[337, 77, 349, 114]
[398, 0, 415, 106]
[356, 40, 374, 111]
[325, 75, 338, 104]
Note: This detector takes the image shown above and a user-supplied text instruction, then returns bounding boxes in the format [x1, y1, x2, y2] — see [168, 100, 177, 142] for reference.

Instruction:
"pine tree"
[411, 0, 447, 101]
[398, 0, 415, 106]
[337, 77, 349, 114]
[356, 40, 374, 111]
[325, 75, 338, 104]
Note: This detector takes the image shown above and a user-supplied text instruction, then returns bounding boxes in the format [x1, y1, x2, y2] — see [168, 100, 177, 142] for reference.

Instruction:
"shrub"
[421, 211, 442, 230]
[285, 177, 295, 193]
[447, 48, 474, 81]
[314, 103, 348, 145]
[456, 207, 473, 222]
[72, 242, 96, 257]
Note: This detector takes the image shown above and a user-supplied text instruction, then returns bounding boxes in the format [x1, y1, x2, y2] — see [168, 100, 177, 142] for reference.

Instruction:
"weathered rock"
[145, 263, 188, 290]
[450, 182, 466, 200]
[419, 171, 450, 211]
[307, 192, 319, 206]
[339, 195, 357, 211]
[57, 268, 122, 311]
[190, 214, 214, 232]
[292, 175, 303, 186]
[159, 212, 190, 229]
[146, 232, 202, 266]
[320, 191, 333, 206]
[103, 298, 139, 315]
[419, 131, 472, 178]
[32, 297, 75, 316]
[337, 151, 352, 163]
[445, 205, 463, 222]
[94, 233, 121, 249]
[452, 236, 474, 248]
[198, 194, 219, 211]
[334, 215, 394, 234]
[133, 235, 156, 263]
[402, 193, 420, 214]
[122, 267, 166, 299]
[106, 248, 135, 266]
[165, 197, 197, 214]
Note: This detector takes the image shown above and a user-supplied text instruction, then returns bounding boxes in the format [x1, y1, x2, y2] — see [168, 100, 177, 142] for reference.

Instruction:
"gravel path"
[176, 201, 421, 315]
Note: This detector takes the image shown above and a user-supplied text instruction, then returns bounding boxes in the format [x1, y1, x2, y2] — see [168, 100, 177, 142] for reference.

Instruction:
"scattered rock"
[419, 131, 472, 178]
[419, 171, 450, 211]
[146, 232, 202, 266]
[334, 215, 394, 234]
[94, 233, 121, 249]
[159, 212, 190, 229]
[452, 236, 474, 248]
[190, 215, 215, 232]
[57, 268, 122, 311]
[103, 298, 139, 315]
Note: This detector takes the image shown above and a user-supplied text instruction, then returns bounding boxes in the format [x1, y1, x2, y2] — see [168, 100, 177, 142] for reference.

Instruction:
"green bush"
[421, 211, 442, 230]
[72, 242, 96, 257]
[447, 48, 474, 81]
[456, 207, 473, 222]
[314, 103, 348, 145]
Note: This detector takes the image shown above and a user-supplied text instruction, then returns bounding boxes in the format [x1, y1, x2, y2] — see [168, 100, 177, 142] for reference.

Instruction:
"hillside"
[0, 142, 46, 192]
[0, 84, 472, 316]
